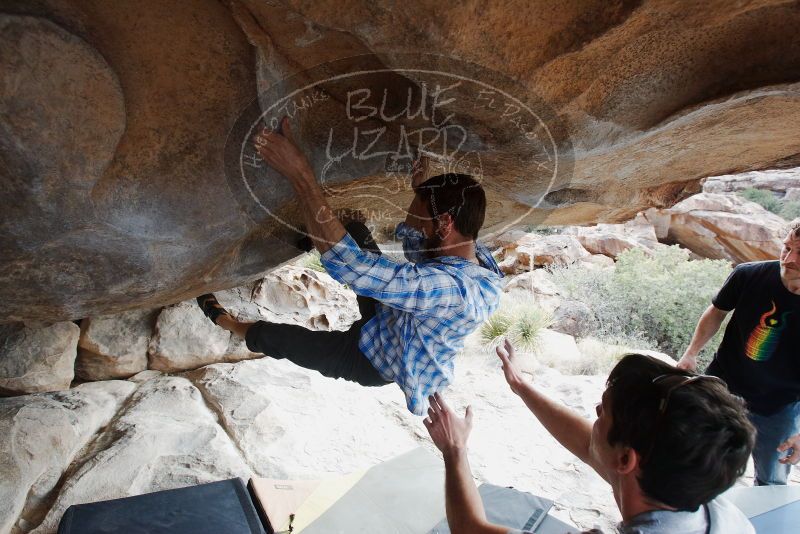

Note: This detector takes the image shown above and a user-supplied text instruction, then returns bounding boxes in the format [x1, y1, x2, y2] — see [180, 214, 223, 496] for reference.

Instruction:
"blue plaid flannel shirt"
[320, 223, 503, 415]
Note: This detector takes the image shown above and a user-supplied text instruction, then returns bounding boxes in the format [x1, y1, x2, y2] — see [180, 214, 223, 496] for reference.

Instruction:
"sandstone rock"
[0, 5, 292, 324]
[580, 254, 616, 269]
[518, 235, 592, 268]
[3, 3, 800, 325]
[0, 381, 135, 533]
[561, 214, 660, 259]
[0, 322, 79, 396]
[497, 234, 592, 273]
[147, 301, 234, 372]
[551, 300, 596, 339]
[127, 370, 163, 383]
[75, 309, 157, 380]
[505, 269, 560, 296]
[186, 358, 419, 478]
[785, 188, 800, 202]
[534, 329, 584, 374]
[702, 168, 800, 195]
[216, 265, 360, 331]
[664, 193, 787, 263]
[642, 208, 672, 240]
[576, 337, 676, 375]
[503, 270, 563, 314]
[30, 376, 253, 534]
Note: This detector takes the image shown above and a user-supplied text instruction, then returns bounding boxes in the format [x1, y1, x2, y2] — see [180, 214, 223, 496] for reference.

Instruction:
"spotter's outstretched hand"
[496, 338, 525, 395]
[423, 392, 473, 457]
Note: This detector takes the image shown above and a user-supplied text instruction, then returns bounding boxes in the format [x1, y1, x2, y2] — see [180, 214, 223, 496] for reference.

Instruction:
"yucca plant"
[480, 312, 513, 348]
[509, 306, 552, 353]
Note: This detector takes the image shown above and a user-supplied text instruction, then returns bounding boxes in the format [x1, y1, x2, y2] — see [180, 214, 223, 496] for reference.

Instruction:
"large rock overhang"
[1, 0, 799, 322]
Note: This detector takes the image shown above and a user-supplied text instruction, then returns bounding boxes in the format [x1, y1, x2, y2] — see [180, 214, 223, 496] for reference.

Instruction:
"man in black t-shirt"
[678, 218, 800, 485]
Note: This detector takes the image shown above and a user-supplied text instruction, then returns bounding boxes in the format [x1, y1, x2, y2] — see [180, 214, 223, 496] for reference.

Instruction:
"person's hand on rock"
[411, 154, 430, 188]
[254, 116, 314, 184]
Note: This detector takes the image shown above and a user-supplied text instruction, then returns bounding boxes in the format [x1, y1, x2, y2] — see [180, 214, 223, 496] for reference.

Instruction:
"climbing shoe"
[196, 293, 230, 325]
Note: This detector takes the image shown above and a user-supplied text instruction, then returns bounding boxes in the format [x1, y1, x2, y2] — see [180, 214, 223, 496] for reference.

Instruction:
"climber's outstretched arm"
[253, 116, 346, 253]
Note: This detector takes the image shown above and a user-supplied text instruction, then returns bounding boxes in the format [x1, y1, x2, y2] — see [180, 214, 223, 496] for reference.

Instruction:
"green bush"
[738, 188, 800, 220]
[779, 201, 800, 221]
[551, 246, 732, 369]
[480, 303, 552, 352]
[480, 312, 513, 347]
[738, 188, 782, 214]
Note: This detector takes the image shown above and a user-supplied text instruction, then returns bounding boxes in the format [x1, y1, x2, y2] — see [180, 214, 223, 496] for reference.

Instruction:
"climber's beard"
[423, 233, 443, 260]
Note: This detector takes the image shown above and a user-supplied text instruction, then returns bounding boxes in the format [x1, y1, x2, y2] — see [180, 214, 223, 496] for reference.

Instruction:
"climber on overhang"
[196, 116, 503, 416]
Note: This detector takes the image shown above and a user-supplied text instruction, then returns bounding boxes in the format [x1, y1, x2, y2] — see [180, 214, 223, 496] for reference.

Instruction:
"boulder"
[185, 358, 419, 478]
[510, 328, 583, 375]
[216, 264, 360, 331]
[496, 234, 592, 273]
[785, 188, 800, 202]
[534, 329, 585, 374]
[580, 254, 617, 269]
[4, 2, 800, 324]
[702, 168, 800, 195]
[503, 270, 563, 313]
[551, 300, 597, 338]
[75, 309, 158, 380]
[663, 193, 787, 263]
[642, 208, 672, 240]
[0, 380, 135, 534]
[30, 376, 253, 534]
[561, 214, 661, 259]
[147, 302, 233, 372]
[576, 337, 676, 375]
[0, 322, 79, 396]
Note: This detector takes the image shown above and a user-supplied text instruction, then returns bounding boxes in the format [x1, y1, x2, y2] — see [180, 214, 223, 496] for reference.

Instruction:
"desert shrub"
[480, 312, 513, 347]
[779, 201, 800, 221]
[739, 188, 782, 213]
[480, 301, 552, 352]
[511, 306, 553, 352]
[738, 188, 800, 220]
[551, 246, 732, 369]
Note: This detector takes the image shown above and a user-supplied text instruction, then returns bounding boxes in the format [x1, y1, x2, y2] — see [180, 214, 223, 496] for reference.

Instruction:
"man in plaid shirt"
[198, 117, 502, 415]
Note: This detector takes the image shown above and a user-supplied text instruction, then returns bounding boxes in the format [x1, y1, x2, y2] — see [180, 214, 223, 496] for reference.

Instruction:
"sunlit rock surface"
[1, 1, 799, 322]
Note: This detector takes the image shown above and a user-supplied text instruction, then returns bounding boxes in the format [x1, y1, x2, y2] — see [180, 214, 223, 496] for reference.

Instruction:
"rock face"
[0, 322, 79, 396]
[703, 168, 800, 195]
[495, 234, 592, 273]
[75, 310, 157, 380]
[186, 358, 419, 478]
[661, 193, 787, 263]
[216, 265, 360, 331]
[30, 376, 254, 534]
[551, 300, 597, 339]
[147, 302, 235, 373]
[2, 2, 800, 323]
[0, 381, 135, 533]
[561, 214, 661, 259]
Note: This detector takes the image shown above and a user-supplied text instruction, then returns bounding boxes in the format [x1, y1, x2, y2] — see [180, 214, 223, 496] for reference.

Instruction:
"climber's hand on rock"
[411, 154, 430, 188]
[254, 116, 314, 185]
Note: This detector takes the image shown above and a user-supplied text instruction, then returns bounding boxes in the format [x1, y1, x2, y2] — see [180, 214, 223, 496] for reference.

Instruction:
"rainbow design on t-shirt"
[745, 301, 792, 361]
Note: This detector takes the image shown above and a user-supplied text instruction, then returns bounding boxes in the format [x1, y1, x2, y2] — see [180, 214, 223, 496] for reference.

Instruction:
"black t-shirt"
[706, 261, 800, 415]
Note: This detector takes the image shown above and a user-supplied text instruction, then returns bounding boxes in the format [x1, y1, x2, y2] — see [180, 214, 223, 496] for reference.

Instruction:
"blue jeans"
[748, 401, 800, 485]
